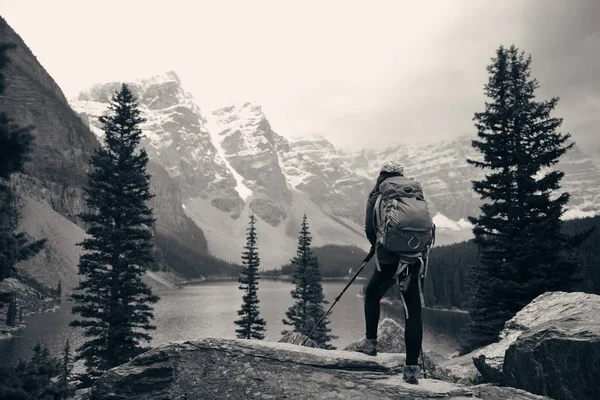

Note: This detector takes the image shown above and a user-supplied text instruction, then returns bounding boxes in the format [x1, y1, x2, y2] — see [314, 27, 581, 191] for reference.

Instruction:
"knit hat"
[379, 161, 404, 175]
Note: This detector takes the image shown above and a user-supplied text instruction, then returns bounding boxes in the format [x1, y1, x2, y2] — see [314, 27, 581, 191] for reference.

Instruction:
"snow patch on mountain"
[562, 208, 598, 220]
[457, 218, 473, 229]
[205, 112, 253, 202]
[433, 213, 463, 231]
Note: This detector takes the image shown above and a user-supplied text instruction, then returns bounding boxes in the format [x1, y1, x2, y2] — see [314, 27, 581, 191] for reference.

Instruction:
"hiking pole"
[420, 347, 428, 379]
[301, 246, 376, 346]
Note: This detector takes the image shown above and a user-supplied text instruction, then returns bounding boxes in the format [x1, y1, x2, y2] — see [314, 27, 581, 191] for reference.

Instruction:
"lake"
[0, 280, 470, 367]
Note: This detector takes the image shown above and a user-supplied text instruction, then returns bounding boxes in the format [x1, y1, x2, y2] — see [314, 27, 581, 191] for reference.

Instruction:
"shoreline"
[0, 301, 60, 342]
[178, 277, 469, 314]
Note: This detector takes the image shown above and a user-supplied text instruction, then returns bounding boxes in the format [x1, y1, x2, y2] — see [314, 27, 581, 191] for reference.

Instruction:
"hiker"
[354, 161, 435, 385]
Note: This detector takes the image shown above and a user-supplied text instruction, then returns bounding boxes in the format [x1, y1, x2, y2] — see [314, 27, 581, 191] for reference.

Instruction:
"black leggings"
[364, 261, 423, 365]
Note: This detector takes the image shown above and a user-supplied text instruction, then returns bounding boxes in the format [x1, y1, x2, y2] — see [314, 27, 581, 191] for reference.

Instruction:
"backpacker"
[373, 175, 435, 255]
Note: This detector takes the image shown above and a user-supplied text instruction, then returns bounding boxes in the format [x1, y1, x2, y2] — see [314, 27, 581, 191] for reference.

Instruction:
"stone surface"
[443, 292, 600, 398]
[471, 384, 551, 400]
[88, 338, 544, 400]
[343, 318, 459, 383]
[501, 295, 600, 400]
[344, 318, 406, 353]
[377, 318, 407, 353]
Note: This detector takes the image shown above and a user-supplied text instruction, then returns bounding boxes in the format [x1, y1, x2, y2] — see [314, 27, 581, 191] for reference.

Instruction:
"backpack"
[373, 175, 435, 255]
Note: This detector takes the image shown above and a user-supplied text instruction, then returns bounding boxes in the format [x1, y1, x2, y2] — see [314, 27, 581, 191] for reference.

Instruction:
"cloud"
[2, 0, 599, 151]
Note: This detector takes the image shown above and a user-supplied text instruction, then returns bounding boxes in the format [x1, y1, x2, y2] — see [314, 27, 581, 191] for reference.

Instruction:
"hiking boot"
[353, 337, 377, 356]
[403, 364, 420, 384]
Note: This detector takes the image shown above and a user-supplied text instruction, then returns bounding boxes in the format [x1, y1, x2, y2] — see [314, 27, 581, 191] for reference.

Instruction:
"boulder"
[471, 384, 550, 400]
[278, 332, 320, 348]
[502, 296, 600, 400]
[376, 318, 407, 353]
[344, 317, 405, 353]
[444, 291, 600, 399]
[87, 337, 547, 400]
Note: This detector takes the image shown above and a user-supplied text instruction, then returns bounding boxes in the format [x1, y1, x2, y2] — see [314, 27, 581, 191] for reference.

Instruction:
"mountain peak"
[213, 101, 263, 117]
[138, 70, 182, 88]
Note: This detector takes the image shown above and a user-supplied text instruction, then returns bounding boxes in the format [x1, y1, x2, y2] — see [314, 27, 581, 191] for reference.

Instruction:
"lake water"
[0, 280, 470, 367]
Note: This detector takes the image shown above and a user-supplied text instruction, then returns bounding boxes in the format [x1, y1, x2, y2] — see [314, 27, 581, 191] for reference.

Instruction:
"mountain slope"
[0, 17, 218, 285]
[74, 73, 244, 218]
[72, 77, 371, 266]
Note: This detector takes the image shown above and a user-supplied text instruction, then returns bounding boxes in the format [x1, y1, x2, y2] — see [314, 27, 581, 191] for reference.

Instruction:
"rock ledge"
[87, 338, 548, 400]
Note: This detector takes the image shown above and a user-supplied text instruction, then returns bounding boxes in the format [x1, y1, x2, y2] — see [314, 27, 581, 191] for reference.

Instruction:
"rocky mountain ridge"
[72, 77, 372, 266]
[71, 71, 600, 265]
[0, 17, 213, 289]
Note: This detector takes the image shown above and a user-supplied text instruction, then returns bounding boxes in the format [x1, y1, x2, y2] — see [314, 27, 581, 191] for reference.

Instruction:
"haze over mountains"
[70, 70, 600, 265]
[1, 15, 599, 284]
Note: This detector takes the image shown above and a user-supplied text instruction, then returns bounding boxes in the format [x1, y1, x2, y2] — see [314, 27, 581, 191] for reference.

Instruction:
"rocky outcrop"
[375, 318, 407, 353]
[446, 292, 600, 400]
[88, 338, 547, 400]
[501, 292, 600, 400]
[345, 318, 406, 353]
[0, 16, 98, 223]
[470, 384, 550, 400]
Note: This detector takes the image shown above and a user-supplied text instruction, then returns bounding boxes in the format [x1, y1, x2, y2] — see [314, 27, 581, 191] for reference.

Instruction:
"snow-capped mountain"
[71, 71, 600, 266]
[74, 72, 242, 217]
[71, 74, 369, 267]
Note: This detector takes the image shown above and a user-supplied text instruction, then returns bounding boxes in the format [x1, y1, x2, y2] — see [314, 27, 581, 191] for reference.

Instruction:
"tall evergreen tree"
[70, 84, 159, 384]
[0, 43, 45, 306]
[463, 45, 590, 351]
[58, 340, 72, 389]
[5, 291, 17, 326]
[282, 214, 337, 349]
[234, 213, 266, 339]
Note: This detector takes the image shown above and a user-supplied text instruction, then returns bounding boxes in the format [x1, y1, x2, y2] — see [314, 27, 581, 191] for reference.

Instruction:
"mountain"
[339, 136, 600, 221]
[0, 17, 219, 288]
[72, 82, 371, 267]
[71, 70, 600, 267]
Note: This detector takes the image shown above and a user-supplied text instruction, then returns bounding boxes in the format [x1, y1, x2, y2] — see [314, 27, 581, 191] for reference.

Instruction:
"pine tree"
[0, 43, 45, 307]
[58, 340, 72, 387]
[282, 214, 337, 349]
[5, 291, 17, 326]
[70, 83, 159, 384]
[234, 213, 266, 340]
[462, 45, 590, 351]
[57, 279, 62, 299]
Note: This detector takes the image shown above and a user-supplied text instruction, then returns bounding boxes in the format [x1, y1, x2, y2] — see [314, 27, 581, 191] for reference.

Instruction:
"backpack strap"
[373, 193, 382, 236]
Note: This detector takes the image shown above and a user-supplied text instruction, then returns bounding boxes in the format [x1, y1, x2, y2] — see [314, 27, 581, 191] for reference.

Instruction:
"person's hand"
[368, 244, 376, 257]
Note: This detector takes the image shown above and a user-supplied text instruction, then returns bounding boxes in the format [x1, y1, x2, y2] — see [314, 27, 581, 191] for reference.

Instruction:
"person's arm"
[365, 191, 378, 246]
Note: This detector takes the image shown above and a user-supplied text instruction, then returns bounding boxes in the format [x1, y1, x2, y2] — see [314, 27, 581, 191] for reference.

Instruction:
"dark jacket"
[365, 171, 404, 265]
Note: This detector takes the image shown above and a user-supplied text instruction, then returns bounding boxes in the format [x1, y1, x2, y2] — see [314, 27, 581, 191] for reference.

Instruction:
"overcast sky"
[2, 0, 599, 150]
